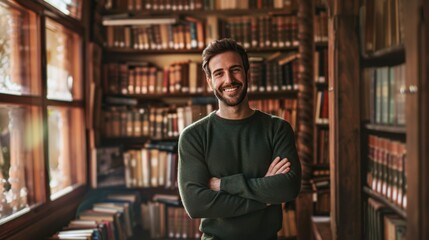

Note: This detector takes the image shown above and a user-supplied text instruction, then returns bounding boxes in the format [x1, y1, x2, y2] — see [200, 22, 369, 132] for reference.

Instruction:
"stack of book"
[49, 192, 141, 240]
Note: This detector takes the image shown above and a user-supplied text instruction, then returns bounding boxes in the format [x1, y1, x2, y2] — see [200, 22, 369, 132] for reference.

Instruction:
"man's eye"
[214, 72, 223, 77]
[232, 68, 241, 73]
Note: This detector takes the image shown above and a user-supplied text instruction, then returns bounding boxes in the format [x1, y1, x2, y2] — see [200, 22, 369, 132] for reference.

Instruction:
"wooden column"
[403, 0, 427, 239]
[327, 1, 361, 239]
[422, 1, 429, 238]
[296, 0, 314, 239]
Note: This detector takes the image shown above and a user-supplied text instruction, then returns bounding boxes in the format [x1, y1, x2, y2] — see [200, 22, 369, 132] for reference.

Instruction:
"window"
[0, 104, 45, 223]
[44, 0, 82, 19]
[0, 1, 40, 96]
[48, 106, 86, 199]
[0, 0, 87, 226]
[46, 18, 82, 101]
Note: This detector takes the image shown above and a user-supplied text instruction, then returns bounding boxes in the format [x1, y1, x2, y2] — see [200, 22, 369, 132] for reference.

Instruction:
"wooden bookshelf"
[363, 186, 406, 218]
[310, 1, 330, 221]
[93, 1, 304, 239]
[360, 45, 405, 67]
[365, 123, 406, 135]
[104, 46, 300, 55]
[103, 90, 298, 100]
[327, 0, 428, 239]
[102, 8, 299, 17]
[326, 1, 362, 239]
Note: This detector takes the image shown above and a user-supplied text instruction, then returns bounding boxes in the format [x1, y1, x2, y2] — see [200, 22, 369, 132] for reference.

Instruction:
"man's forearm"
[179, 180, 267, 218]
[219, 171, 301, 204]
[208, 156, 291, 192]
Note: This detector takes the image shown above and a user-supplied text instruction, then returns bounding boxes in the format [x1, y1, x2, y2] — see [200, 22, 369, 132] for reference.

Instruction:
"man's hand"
[265, 156, 291, 177]
[209, 156, 290, 191]
[209, 177, 221, 191]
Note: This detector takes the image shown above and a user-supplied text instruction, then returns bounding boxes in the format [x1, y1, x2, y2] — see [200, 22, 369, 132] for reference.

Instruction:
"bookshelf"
[327, 0, 428, 239]
[89, 0, 304, 239]
[312, 2, 330, 218]
[359, 0, 410, 239]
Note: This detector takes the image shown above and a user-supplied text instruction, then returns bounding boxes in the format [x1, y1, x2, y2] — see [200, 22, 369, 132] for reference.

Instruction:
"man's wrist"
[209, 177, 221, 191]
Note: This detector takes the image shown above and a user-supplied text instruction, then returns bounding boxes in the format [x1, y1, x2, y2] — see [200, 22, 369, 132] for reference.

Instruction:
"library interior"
[0, 0, 427, 239]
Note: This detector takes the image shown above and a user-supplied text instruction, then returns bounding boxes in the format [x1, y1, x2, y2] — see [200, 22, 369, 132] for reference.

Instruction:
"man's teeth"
[223, 86, 238, 92]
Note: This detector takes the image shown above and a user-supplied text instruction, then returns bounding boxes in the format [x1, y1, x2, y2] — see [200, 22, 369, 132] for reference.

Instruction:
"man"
[178, 38, 301, 240]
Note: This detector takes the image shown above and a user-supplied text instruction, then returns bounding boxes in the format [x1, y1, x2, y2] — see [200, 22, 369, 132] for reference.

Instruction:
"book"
[367, 197, 394, 239]
[91, 147, 125, 188]
[383, 214, 406, 240]
[153, 193, 181, 206]
[277, 52, 299, 66]
[92, 202, 133, 237]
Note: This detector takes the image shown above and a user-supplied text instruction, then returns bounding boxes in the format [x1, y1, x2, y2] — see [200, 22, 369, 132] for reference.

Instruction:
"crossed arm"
[209, 156, 292, 191]
[178, 121, 301, 219]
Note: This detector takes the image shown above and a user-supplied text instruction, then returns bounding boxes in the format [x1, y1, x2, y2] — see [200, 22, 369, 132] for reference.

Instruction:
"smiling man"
[178, 38, 301, 240]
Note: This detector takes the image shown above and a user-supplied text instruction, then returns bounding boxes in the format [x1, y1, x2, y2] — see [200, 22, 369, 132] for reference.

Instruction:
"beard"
[213, 78, 248, 107]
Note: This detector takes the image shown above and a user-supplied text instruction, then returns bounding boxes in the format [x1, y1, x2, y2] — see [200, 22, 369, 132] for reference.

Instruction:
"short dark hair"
[202, 38, 249, 77]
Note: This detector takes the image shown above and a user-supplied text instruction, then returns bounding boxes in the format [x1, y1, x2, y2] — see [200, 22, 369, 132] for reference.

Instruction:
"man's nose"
[224, 71, 233, 83]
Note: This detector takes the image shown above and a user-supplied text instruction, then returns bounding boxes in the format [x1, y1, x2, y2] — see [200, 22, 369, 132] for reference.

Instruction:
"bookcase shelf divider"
[363, 186, 406, 218]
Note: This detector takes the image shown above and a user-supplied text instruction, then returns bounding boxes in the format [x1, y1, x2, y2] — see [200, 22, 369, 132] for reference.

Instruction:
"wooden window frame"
[0, 0, 89, 238]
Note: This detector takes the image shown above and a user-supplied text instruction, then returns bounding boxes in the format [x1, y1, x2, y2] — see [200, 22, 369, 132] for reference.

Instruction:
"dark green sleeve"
[178, 127, 266, 218]
[220, 121, 301, 204]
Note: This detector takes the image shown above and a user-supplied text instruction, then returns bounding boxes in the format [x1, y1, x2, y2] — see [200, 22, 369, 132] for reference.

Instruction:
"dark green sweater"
[178, 110, 301, 240]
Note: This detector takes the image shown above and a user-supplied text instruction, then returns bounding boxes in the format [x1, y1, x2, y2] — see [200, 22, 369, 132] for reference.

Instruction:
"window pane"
[0, 2, 40, 96]
[44, 0, 82, 19]
[48, 106, 85, 199]
[0, 105, 44, 222]
[46, 19, 82, 101]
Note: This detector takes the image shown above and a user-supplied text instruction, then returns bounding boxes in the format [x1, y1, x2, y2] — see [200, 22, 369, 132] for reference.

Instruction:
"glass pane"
[48, 106, 85, 199]
[46, 18, 82, 101]
[44, 0, 82, 19]
[0, 104, 44, 222]
[0, 2, 40, 96]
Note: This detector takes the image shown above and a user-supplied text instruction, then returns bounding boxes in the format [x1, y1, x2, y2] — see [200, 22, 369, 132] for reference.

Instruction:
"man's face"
[207, 51, 248, 106]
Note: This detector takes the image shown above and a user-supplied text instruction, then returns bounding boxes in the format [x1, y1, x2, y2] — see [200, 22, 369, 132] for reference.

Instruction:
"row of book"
[314, 48, 328, 83]
[367, 135, 407, 210]
[103, 54, 299, 96]
[360, 0, 404, 54]
[49, 192, 141, 240]
[123, 143, 178, 188]
[315, 90, 328, 124]
[364, 197, 406, 240]
[141, 199, 202, 239]
[313, 169, 330, 178]
[363, 64, 406, 126]
[103, 61, 207, 95]
[120, 191, 295, 240]
[144, 201, 298, 239]
[311, 175, 330, 215]
[101, 103, 214, 139]
[104, 18, 205, 50]
[146, 196, 295, 240]
[222, 15, 299, 49]
[103, 14, 299, 51]
[248, 53, 299, 92]
[314, 128, 329, 165]
[314, 10, 328, 43]
[249, 98, 297, 130]
[101, 98, 297, 139]
[104, 0, 298, 11]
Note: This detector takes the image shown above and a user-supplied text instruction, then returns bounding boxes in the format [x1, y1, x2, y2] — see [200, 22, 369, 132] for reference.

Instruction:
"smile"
[223, 86, 239, 92]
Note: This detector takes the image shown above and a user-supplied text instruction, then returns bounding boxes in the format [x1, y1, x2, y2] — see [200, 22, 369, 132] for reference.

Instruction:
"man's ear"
[206, 75, 213, 91]
[247, 70, 251, 88]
